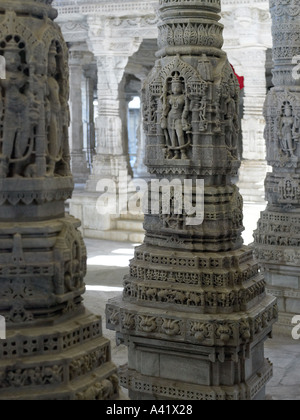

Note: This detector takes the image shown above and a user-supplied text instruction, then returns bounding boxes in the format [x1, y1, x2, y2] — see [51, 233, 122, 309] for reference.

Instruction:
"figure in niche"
[197, 54, 213, 82]
[161, 72, 191, 159]
[283, 180, 295, 200]
[64, 241, 83, 292]
[279, 102, 299, 158]
[46, 42, 63, 176]
[24, 53, 49, 178]
[0, 37, 31, 178]
[224, 82, 239, 158]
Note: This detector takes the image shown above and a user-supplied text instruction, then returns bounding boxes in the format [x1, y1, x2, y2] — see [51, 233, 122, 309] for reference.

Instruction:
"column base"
[71, 152, 90, 184]
[266, 282, 300, 337]
[271, 311, 298, 337]
[254, 209, 300, 337]
[69, 191, 145, 244]
[238, 160, 268, 204]
[118, 360, 272, 401]
[0, 310, 119, 400]
[85, 155, 130, 192]
[107, 291, 277, 401]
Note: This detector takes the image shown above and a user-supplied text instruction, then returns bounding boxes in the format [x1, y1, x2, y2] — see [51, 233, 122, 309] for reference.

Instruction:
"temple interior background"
[51, 0, 299, 400]
[0, 0, 299, 400]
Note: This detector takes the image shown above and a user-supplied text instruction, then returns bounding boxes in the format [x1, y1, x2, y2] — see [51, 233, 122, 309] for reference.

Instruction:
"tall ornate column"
[222, 5, 272, 203]
[83, 65, 96, 172]
[134, 113, 149, 178]
[0, 0, 118, 400]
[254, 0, 300, 335]
[107, 0, 277, 401]
[69, 49, 90, 184]
[85, 54, 131, 191]
[68, 16, 144, 241]
[238, 47, 269, 203]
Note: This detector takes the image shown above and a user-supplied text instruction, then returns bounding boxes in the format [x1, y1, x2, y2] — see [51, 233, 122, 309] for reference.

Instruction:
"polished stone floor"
[83, 203, 300, 401]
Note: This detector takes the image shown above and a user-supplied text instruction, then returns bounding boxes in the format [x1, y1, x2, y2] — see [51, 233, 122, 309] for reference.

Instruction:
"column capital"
[69, 50, 85, 67]
[86, 15, 143, 59]
[222, 4, 272, 48]
[83, 64, 97, 81]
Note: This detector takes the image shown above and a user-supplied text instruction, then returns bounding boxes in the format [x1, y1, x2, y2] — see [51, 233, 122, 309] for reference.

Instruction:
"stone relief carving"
[143, 52, 240, 168]
[254, 0, 300, 335]
[0, 11, 70, 179]
[161, 72, 191, 159]
[0, 1, 118, 400]
[265, 90, 300, 168]
[107, 0, 276, 401]
[76, 375, 119, 401]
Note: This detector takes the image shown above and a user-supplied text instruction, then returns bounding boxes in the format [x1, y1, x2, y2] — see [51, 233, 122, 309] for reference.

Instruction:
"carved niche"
[265, 89, 300, 167]
[143, 55, 208, 160]
[143, 54, 240, 165]
[0, 11, 70, 179]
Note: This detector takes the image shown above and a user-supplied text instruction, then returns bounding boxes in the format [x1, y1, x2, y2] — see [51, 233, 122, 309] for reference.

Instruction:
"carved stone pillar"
[83, 65, 96, 172]
[68, 18, 143, 241]
[85, 55, 131, 191]
[223, 6, 271, 204]
[134, 113, 149, 178]
[69, 49, 90, 184]
[238, 47, 269, 203]
[254, 0, 300, 335]
[0, 0, 118, 400]
[107, 0, 277, 400]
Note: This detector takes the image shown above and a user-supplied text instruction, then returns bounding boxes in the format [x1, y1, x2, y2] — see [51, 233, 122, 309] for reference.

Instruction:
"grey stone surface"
[83, 237, 300, 400]
[0, 0, 117, 400]
[106, 0, 276, 400]
[254, 0, 300, 336]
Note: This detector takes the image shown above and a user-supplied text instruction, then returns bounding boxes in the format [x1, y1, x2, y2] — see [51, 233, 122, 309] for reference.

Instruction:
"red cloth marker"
[230, 64, 244, 90]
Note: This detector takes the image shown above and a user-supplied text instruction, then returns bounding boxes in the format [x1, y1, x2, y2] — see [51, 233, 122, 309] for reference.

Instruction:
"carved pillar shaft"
[134, 113, 149, 178]
[254, 0, 300, 335]
[0, 0, 118, 400]
[83, 67, 96, 171]
[107, 0, 277, 401]
[234, 11, 269, 204]
[85, 55, 130, 191]
[69, 51, 89, 184]
[242, 48, 267, 160]
[239, 50, 268, 203]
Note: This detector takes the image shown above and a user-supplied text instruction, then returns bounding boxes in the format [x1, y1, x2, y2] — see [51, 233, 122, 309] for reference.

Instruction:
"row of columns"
[67, 13, 272, 203]
[222, 5, 272, 203]
[68, 48, 96, 184]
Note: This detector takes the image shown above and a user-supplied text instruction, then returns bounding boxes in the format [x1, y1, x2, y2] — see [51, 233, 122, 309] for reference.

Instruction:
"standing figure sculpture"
[161, 74, 191, 160]
[224, 83, 239, 158]
[46, 43, 62, 176]
[0, 39, 30, 177]
[279, 103, 298, 158]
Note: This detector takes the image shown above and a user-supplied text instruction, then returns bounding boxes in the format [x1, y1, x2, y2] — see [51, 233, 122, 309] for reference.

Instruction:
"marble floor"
[83, 203, 300, 401]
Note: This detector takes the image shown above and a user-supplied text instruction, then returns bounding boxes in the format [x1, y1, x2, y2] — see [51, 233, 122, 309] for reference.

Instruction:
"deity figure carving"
[0, 38, 31, 177]
[224, 83, 239, 158]
[279, 102, 299, 158]
[161, 73, 191, 159]
[46, 42, 63, 176]
[197, 54, 213, 82]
